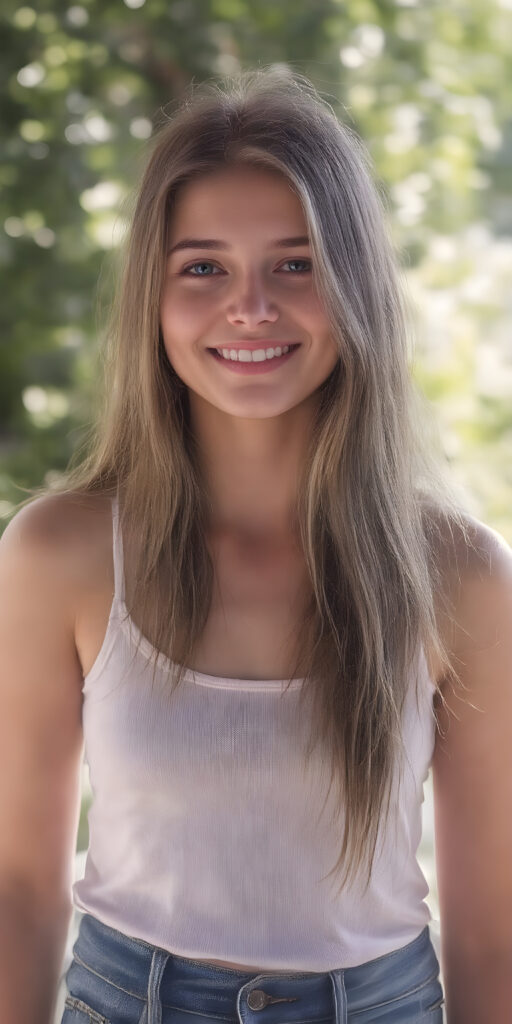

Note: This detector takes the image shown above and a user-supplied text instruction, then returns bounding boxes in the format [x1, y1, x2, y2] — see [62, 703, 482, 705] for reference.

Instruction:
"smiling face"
[160, 163, 339, 420]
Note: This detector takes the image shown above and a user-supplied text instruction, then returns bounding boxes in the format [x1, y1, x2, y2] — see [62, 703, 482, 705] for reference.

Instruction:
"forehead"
[169, 164, 306, 234]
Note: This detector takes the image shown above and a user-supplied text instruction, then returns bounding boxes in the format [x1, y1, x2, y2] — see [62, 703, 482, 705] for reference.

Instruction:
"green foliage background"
[1, 0, 511, 543]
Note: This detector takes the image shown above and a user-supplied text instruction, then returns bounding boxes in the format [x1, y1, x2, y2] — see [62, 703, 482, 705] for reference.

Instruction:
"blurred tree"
[0, 0, 511, 539]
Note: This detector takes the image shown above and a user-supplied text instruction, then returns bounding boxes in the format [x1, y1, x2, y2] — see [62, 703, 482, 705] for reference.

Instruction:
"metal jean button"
[247, 988, 299, 1010]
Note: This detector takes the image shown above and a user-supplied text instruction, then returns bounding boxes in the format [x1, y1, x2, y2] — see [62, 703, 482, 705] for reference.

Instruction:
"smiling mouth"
[206, 344, 301, 373]
[208, 343, 300, 362]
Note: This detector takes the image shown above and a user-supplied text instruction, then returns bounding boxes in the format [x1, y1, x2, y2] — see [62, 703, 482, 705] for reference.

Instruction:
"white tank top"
[72, 493, 437, 970]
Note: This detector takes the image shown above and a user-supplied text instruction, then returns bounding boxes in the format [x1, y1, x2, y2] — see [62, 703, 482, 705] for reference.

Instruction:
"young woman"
[1, 68, 511, 1024]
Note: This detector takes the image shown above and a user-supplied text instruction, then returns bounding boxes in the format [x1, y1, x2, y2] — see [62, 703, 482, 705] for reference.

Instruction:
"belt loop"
[146, 949, 170, 1024]
[329, 969, 347, 1024]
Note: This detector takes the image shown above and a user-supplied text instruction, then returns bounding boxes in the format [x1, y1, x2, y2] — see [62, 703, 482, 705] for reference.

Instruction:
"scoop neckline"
[118, 599, 304, 691]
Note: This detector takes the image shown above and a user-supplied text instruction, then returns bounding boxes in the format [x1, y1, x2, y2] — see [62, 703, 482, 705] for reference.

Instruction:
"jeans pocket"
[349, 971, 444, 1021]
[62, 995, 113, 1024]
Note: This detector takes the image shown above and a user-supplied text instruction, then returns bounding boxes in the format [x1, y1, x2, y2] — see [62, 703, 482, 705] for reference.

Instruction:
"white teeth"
[217, 345, 291, 363]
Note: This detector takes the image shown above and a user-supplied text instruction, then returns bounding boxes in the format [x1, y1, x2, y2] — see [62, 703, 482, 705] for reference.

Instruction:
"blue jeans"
[61, 913, 444, 1023]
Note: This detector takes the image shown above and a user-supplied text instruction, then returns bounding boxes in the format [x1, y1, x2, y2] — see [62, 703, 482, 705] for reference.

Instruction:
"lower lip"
[208, 345, 300, 374]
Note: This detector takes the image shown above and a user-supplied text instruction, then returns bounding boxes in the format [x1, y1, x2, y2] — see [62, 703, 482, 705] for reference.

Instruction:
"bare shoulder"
[458, 513, 512, 595]
[424, 507, 511, 667]
[5, 489, 112, 540]
[4, 489, 112, 548]
[426, 503, 509, 574]
[2, 490, 113, 600]
[434, 510, 512, 651]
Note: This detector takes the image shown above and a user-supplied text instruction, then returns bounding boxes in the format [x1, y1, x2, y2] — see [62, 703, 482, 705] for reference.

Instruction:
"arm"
[431, 519, 512, 1023]
[0, 496, 85, 1024]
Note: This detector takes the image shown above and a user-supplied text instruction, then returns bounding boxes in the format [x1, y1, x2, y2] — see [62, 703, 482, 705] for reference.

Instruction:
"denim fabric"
[61, 914, 444, 1024]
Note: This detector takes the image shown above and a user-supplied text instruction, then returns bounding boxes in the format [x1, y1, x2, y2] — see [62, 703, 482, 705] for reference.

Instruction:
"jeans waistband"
[69, 915, 440, 1024]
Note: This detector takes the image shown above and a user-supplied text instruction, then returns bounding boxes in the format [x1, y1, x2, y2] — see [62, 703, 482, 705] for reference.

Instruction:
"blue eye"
[280, 259, 311, 273]
[182, 261, 220, 276]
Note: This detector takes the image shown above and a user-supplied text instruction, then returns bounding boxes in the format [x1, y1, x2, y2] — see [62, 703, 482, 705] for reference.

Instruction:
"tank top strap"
[111, 488, 126, 604]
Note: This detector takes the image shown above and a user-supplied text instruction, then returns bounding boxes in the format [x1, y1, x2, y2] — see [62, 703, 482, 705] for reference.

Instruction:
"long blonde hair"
[12, 66, 472, 895]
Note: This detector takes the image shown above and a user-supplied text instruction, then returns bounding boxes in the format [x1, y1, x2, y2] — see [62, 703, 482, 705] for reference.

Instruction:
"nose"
[225, 270, 279, 328]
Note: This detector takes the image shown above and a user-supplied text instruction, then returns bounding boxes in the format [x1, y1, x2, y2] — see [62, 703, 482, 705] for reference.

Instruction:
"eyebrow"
[167, 235, 310, 255]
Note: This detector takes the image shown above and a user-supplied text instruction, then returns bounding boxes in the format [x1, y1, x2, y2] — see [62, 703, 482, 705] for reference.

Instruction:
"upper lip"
[209, 340, 301, 351]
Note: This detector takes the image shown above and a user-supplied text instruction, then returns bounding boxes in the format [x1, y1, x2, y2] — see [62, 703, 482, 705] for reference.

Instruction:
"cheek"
[297, 286, 330, 327]
[160, 289, 202, 339]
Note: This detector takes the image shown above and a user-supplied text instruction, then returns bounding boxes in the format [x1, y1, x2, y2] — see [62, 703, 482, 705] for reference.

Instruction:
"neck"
[188, 391, 316, 540]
